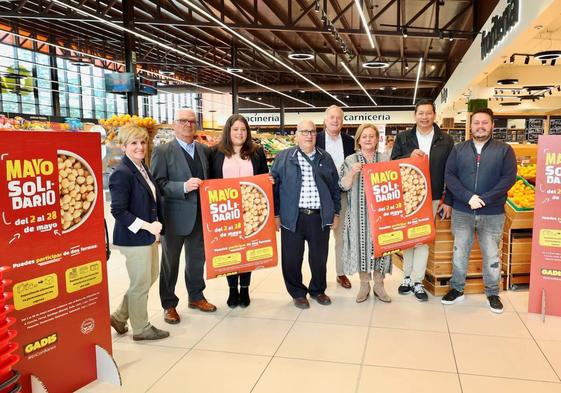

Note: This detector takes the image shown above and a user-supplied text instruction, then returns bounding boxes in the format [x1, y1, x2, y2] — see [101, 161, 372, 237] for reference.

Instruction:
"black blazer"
[316, 131, 355, 159]
[390, 124, 454, 203]
[109, 155, 163, 247]
[209, 146, 269, 179]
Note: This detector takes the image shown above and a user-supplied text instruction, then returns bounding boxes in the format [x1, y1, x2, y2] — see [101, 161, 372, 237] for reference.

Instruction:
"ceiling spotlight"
[380, 87, 385, 90]
[258, 97, 262, 100]
[391, 86, 397, 90]
[405, 61, 409, 69]
[288, 52, 314, 60]
[534, 50, 561, 61]
[298, 89, 306, 93]
[345, 95, 349, 98]
[497, 79, 518, 85]
[159, 70, 175, 76]
[509, 55, 515, 63]
[552, 59, 557, 66]
[438, 30, 444, 40]
[226, 67, 243, 73]
[402, 27, 408, 38]
[542, 60, 547, 65]
[431, 64, 435, 70]
[362, 61, 390, 69]
[448, 32, 454, 41]
[314, 0, 320, 12]
[524, 56, 530, 64]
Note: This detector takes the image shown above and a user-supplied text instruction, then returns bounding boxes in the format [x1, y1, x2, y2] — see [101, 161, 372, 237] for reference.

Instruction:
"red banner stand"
[528, 135, 561, 317]
[0, 131, 120, 392]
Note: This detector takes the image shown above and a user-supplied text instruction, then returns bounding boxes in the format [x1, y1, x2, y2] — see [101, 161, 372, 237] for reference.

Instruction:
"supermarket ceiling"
[0, 0, 499, 108]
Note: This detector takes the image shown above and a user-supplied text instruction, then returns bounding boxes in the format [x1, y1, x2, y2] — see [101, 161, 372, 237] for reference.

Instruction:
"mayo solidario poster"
[362, 156, 435, 257]
[529, 135, 561, 316]
[200, 174, 278, 279]
[0, 131, 111, 392]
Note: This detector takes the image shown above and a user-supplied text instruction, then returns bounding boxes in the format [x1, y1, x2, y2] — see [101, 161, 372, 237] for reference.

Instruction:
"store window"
[0, 43, 18, 113]
[36, 52, 52, 116]
[93, 67, 106, 119]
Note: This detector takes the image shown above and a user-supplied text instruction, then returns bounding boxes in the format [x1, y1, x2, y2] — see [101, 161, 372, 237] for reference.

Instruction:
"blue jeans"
[450, 209, 505, 296]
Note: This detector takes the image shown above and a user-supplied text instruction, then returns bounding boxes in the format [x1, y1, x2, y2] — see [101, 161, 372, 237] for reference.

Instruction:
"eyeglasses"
[176, 119, 197, 125]
[298, 130, 317, 136]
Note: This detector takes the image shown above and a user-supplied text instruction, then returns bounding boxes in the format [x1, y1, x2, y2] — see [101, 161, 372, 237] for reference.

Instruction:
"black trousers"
[159, 212, 206, 308]
[281, 212, 330, 299]
[226, 272, 251, 288]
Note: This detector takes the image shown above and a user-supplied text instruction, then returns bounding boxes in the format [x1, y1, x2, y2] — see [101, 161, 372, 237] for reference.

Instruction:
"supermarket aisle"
[77, 207, 561, 393]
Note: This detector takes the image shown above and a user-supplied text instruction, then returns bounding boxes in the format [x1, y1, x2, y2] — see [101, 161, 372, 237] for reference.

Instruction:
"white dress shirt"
[324, 133, 345, 172]
[417, 128, 434, 157]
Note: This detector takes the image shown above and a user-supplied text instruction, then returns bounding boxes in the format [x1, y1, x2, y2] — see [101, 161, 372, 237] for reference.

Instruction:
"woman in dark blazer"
[209, 114, 269, 308]
[109, 125, 169, 341]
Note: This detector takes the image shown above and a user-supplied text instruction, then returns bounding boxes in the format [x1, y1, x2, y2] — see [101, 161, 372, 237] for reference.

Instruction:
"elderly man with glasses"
[151, 107, 217, 325]
[271, 120, 341, 309]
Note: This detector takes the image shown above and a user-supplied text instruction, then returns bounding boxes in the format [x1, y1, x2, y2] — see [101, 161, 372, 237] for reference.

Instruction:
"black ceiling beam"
[291, 1, 315, 25]
[368, 0, 398, 28]
[132, 19, 475, 39]
[403, 0, 436, 28]
[0, 11, 475, 39]
[332, 0, 354, 24]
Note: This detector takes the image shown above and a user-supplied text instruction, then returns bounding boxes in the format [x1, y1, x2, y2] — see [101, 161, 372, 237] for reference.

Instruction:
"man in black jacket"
[316, 105, 355, 289]
[442, 108, 516, 313]
[391, 100, 454, 301]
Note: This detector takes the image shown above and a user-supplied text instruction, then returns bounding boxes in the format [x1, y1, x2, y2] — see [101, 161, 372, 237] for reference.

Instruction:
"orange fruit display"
[517, 164, 536, 179]
[507, 179, 535, 209]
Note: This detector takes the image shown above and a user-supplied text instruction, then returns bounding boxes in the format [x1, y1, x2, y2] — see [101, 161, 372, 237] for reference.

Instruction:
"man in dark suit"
[316, 105, 355, 289]
[391, 100, 455, 302]
[151, 107, 216, 324]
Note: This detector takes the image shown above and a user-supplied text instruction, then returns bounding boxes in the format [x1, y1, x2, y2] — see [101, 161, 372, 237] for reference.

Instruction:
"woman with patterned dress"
[339, 123, 392, 303]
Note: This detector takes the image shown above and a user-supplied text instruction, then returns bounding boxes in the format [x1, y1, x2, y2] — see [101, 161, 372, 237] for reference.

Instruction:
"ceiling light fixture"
[497, 79, 518, 85]
[402, 27, 408, 38]
[176, 0, 345, 106]
[509, 55, 515, 63]
[430, 64, 435, 70]
[159, 70, 175, 76]
[353, 0, 376, 49]
[448, 33, 454, 41]
[340, 62, 377, 106]
[314, 0, 320, 12]
[412, 57, 423, 104]
[51, 0, 317, 108]
[288, 53, 314, 61]
[534, 51, 561, 61]
[226, 67, 243, 73]
[362, 61, 390, 69]
[552, 59, 557, 66]
[524, 56, 530, 64]
[391, 86, 397, 91]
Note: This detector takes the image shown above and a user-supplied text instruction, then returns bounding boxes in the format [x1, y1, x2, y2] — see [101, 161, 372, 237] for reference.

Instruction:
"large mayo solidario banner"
[362, 156, 435, 257]
[529, 135, 561, 316]
[0, 131, 111, 392]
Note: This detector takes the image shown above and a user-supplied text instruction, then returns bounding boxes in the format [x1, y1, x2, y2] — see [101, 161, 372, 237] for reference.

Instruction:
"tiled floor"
[77, 207, 561, 392]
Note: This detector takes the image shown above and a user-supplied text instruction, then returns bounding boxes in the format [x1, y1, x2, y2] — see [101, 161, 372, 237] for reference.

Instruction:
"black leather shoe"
[293, 297, 310, 309]
[311, 293, 332, 305]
